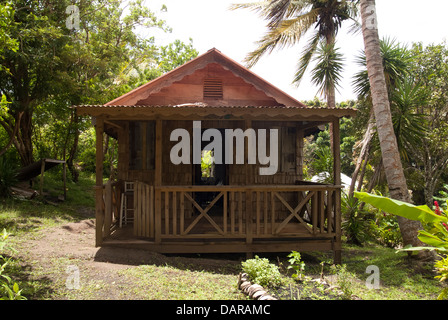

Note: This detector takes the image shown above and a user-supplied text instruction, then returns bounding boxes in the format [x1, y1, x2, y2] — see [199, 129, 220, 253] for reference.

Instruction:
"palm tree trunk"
[360, 0, 428, 254]
[326, 33, 337, 152]
[349, 109, 375, 197]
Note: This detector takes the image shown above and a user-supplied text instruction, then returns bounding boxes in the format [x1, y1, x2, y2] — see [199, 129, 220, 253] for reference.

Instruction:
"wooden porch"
[96, 181, 342, 262]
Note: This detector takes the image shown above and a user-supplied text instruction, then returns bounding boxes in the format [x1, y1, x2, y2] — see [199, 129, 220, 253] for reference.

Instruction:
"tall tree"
[359, 0, 427, 254]
[407, 43, 448, 207]
[0, 0, 70, 166]
[0, 0, 194, 174]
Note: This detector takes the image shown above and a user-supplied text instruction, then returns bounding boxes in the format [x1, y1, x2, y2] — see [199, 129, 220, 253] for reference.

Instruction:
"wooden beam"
[296, 126, 304, 180]
[332, 119, 342, 264]
[154, 119, 162, 244]
[95, 118, 104, 247]
[332, 119, 341, 185]
[63, 161, 67, 200]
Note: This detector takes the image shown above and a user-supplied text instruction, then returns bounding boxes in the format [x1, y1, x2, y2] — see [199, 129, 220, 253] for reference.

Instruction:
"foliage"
[390, 77, 428, 163]
[0, 0, 198, 175]
[0, 1, 18, 62]
[200, 150, 213, 178]
[371, 212, 402, 249]
[434, 185, 448, 210]
[352, 37, 412, 98]
[434, 255, 448, 300]
[311, 41, 345, 98]
[0, 156, 17, 198]
[241, 256, 284, 288]
[287, 251, 306, 281]
[354, 191, 448, 299]
[231, 0, 358, 82]
[0, 229, 25, 300]
[406, 42, 448, 206]
[354, 192, 447, 230]
[341, 193, 371, 245]
[330, 264, 356, 300]
[311, 146, 333, 182]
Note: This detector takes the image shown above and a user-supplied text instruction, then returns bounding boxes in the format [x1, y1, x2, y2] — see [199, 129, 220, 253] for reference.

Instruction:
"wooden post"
[95, 118, 104, 247]
[245, 120, 253, 259]
[40, 159, 45, 196]
[154, 119, 162, 244]
[296, 126, 304, 180]
[104, 180, 112, 237]
[332, 119, 342, 264]
[63, 161, 67, 200]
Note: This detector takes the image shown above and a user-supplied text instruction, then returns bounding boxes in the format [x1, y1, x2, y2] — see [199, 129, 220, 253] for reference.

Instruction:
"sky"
[142, 0, 448, 103]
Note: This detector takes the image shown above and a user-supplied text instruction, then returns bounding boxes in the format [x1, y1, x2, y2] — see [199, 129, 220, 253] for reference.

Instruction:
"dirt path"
[15, 218, 243, 299]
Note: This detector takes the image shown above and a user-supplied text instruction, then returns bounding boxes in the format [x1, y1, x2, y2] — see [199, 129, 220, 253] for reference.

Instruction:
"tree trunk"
[0, 112, 23, 157]
[69, 112, 80, 182]
[360, 0, 428, 255]
[13, 109, 34, 167]
[349, 109, 375, 197]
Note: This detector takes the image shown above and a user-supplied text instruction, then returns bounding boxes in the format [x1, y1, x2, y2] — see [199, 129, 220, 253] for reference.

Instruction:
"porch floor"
[102, 218, 338, 258]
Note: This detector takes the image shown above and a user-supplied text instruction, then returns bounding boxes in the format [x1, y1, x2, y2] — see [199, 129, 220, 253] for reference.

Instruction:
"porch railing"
[132, 183, 341, 242]
[96, 180, 122, 245]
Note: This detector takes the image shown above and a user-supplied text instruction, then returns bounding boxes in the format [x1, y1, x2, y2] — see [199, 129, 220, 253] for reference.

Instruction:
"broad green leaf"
[354, 192, 448, 224]
[417, 230, 448, 249]
[399, 246, 447, 252]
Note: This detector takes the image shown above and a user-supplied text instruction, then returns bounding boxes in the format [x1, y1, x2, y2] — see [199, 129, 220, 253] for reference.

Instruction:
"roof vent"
[203, 78, 223, 100]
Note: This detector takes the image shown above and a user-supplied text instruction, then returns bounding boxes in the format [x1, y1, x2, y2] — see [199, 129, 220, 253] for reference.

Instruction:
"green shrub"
[435, 255, 448, 300]
[354, 191, 448, 299]
[241, 256, 283, 288]
[371, 212, 402, 248]
[341, 193, 371, 245]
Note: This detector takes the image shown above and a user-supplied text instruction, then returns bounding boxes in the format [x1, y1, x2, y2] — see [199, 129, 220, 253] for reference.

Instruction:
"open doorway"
[193, 129, 227, 210]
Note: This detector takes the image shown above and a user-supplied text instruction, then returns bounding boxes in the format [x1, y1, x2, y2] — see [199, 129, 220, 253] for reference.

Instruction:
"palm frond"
[229, 1, 274, 16]
[244, 8, 319, 67]
[293, 30, 320, 85]
[352, 38, 412, 99]
[310, 41, 345, 97]
[390, 77, 429, 162]
[265, 0, 312, 28]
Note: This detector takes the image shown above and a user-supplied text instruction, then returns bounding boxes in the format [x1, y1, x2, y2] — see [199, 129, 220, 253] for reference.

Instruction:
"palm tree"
[230, 0, 359, 109]
[359, 0, 428, 254]
[349, 38, 414, 196]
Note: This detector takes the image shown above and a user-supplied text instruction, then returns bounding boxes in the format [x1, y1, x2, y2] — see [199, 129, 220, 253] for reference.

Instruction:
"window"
[129, 121, 155, 170]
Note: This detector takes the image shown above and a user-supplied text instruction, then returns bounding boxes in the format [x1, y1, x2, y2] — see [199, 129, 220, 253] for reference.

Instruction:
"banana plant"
[354, 192, 448, 252]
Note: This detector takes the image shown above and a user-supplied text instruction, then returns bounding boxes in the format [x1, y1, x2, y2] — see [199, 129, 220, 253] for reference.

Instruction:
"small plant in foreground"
[241, 256, 283, 288]
[330, 264, 355, 300]
[0, 229, 26, 300]
[287, 251, 306, 281]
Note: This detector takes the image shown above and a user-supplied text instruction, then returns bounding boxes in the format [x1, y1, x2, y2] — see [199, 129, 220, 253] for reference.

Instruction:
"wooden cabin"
[75, 48, 356, 263]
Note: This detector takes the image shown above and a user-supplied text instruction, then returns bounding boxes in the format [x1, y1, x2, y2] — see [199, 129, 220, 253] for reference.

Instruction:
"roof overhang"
[74, 104, 357, 121]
